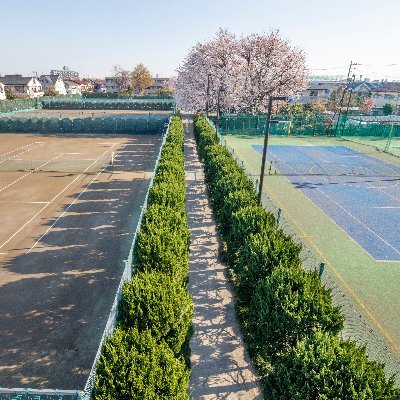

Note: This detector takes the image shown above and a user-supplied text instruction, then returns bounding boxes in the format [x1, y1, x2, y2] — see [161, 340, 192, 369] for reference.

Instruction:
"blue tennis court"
[252, 145, 400, 261]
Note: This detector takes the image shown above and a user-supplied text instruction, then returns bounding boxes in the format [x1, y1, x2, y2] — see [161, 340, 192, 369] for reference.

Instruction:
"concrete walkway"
[184, 117, 262, 400]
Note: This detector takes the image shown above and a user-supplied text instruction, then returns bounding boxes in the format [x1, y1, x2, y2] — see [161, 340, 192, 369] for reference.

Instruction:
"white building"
[0, 75, 44, 98]
[64, 79, 82, 95]
[50, 66, 79, 80]
[39, 75, 67, 95]
[0, 82, 6, 100]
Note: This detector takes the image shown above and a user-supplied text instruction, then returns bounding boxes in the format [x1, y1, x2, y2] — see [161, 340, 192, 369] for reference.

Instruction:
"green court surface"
[224, 134, 400, 380]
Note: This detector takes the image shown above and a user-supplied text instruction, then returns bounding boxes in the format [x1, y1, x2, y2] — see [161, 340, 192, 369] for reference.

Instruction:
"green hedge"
[118, 271, 192, 354]
[193, 115, 398, 398]
[266, 332, 399, 399]
[94, 328, 189, 400]
[94, 116, 192, 399]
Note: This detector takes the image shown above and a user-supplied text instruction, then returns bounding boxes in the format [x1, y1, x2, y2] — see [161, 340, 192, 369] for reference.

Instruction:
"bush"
[235, 231, 302, 302]
[266, 331, 400, 399]
[135, 204, 189, 281]
[94, 328, 189, 400]
[118, 271, 193, 353]
[247, 267, 344, 358]
[148, 181, 186, 209]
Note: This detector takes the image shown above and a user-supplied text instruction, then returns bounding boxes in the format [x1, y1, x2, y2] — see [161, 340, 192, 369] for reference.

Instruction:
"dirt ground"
[184, 119, 262, 400]
[0, 133, 162, 390]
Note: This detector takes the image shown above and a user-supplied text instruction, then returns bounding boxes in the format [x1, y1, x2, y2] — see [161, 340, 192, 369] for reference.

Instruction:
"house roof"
[370, 82, 400, 93]
[347, 115, 400, 124]
[40, 74, 62, 84]
[0, 74, 34, 85]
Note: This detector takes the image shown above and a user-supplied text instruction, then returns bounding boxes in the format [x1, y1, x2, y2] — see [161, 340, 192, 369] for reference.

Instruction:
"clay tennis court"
[0, 133, 163, 389]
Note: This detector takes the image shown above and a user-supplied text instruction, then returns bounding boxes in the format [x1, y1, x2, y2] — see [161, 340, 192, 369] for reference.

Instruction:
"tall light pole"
[258, 95, 288, 205]
[215, 85, 223, 139]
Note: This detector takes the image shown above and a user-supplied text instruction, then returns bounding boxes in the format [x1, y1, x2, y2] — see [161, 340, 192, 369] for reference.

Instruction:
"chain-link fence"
[0, 113, 169, 135]
[211, 113, 400, 158]
[41, 98, 174, 111]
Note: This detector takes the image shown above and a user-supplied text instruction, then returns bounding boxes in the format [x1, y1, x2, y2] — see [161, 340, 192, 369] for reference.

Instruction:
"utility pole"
[258, 95, 288, 205]
[332, 61, 360, 134]
[340, 74, 356, 135]
[206, 73, 211, 117]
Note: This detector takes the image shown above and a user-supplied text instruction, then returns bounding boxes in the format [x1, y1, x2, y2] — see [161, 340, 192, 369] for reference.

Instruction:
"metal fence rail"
[208, 117, 400, 386]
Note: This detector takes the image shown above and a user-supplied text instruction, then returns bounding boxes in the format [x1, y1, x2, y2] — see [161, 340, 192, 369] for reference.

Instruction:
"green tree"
[383, 103, 394, 115]
[312, 100, 326, 114]
[302, 103, 314, 114]
[267, 331, 400, 399]
[291, 103, 303, 114]
[131, 64, 154, 94]
[44, 87, 58, 97]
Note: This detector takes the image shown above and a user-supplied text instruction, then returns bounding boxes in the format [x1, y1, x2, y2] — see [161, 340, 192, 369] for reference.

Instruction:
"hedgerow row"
[93, 115, 192, 399]
[193, 115, 399, 399]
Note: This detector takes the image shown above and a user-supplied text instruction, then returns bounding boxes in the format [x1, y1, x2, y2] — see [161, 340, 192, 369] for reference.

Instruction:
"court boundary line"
[0, 153, 64, 193]
[231, 141, 400, 356]
[267, 149, 400, 261]
[0, 143, 118, 251]
[251, 144, 400, 262]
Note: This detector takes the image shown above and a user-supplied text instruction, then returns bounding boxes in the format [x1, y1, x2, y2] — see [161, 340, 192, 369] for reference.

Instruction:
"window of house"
[310, 90, 318, 97]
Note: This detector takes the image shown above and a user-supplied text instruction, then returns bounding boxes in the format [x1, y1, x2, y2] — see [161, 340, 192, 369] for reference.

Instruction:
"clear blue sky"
[1, 0, 399, 80]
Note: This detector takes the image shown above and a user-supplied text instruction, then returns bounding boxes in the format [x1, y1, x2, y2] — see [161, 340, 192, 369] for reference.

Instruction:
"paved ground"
[0, 133, 162, 390]
[184, 118, 262, 400]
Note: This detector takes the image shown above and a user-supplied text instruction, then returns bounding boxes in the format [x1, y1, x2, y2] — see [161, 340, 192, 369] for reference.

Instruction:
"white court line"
[372, 206, 400, 209]
[0, 154, 64, 193]
[28, 170, 105, 253]
[0, 142, 45, 165]
[28, 148, 122, 253]
[0, 144, 118, 251]
[270, 152, 400, 259]
[0, 142, 37, 158]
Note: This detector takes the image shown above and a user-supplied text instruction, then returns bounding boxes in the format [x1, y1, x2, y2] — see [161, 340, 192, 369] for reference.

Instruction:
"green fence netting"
[0, 114, 169, 135]
[211, 113, 400, 157]
[41, 98, 174, 111]
[0, 98, 38, 114]
[82, 93, 172, 99]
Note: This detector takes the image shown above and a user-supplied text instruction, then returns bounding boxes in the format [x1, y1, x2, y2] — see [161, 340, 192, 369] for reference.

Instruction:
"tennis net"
[0, 157, 113, 173]
[267, 160, 400, 178]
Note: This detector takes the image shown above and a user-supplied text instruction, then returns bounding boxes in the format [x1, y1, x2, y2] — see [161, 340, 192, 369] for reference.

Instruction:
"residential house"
[64, 79, 82, 95]
[291, 79, 346, 104]
[145, 76, 172, 95]
[105, 77, 120, 93]
[0, 82, 6, 100]
[370, 82, 400, 109]
[39, 74, 67, 95]
[0, 75, 44, 98]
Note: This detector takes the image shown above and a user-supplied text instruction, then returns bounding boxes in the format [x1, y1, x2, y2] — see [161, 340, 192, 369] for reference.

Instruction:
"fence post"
[319, 262, 325, 279]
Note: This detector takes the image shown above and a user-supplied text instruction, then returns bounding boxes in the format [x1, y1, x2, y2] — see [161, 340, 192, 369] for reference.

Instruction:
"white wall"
[0, 83, 6, 100]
